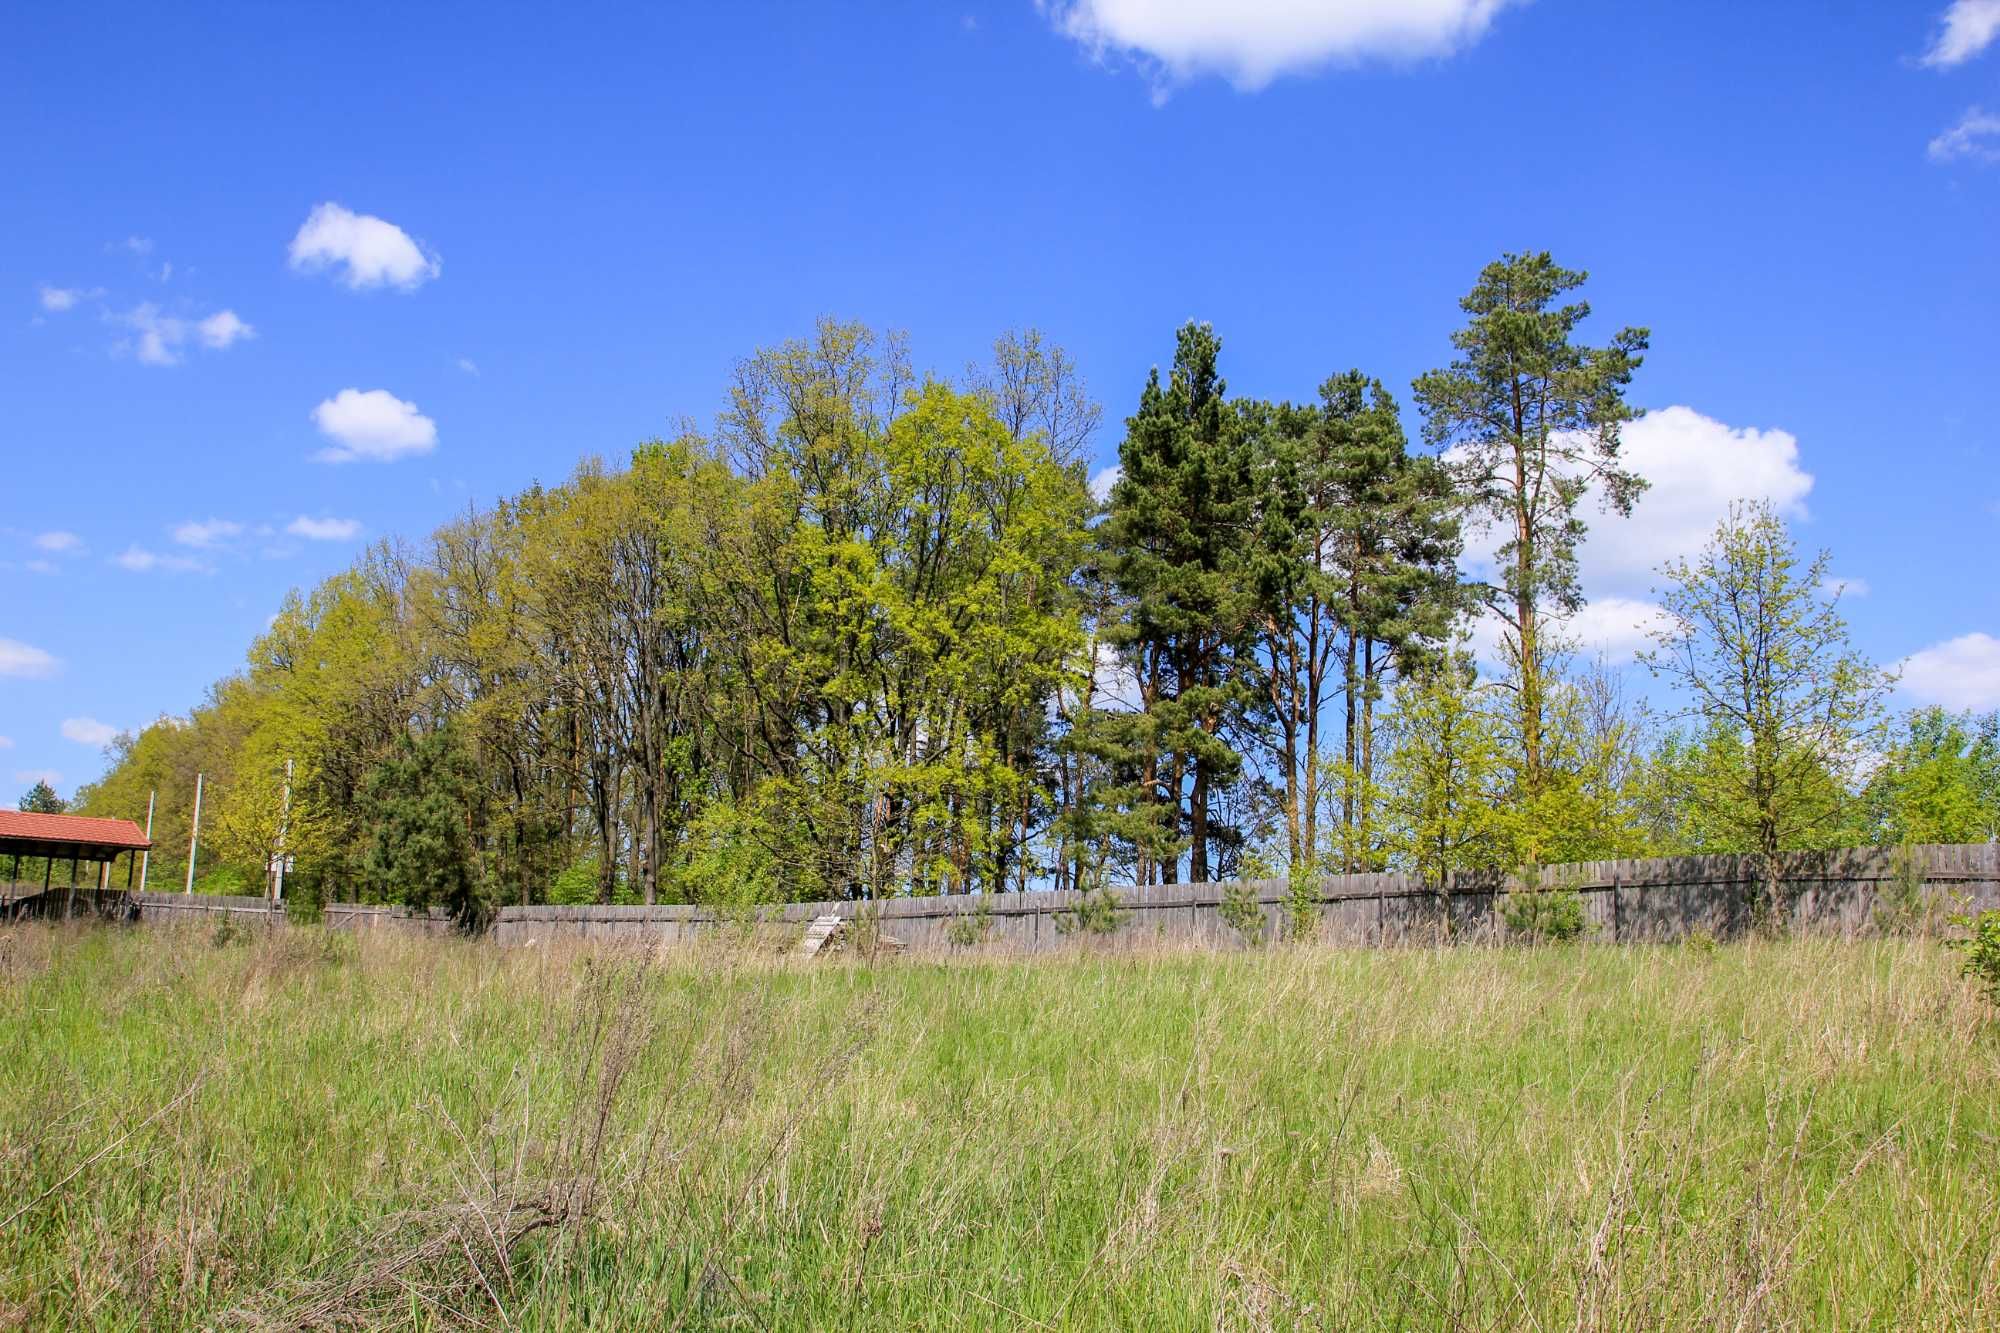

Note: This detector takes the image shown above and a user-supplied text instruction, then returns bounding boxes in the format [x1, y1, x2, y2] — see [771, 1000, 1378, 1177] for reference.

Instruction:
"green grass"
[1, 925, 1996, 1329]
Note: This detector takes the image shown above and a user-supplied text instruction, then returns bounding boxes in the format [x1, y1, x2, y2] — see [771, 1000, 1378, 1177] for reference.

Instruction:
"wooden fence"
[91, 844, 1998, 954]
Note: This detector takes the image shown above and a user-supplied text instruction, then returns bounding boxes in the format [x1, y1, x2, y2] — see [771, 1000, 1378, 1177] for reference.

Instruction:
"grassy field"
[1, 925, 1996, 1329]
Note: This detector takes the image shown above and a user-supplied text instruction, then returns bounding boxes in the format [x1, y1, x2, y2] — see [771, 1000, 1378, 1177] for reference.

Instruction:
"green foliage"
[1950, 910, 2000, 1007]
[1055, 884, 1128, 937]
[1098, 322, 1260, 884]
[18, 780, 66, 814]
[1499, 870, 1591, 943]
[1641, 501, 1894, 920]
[1249, 371, 1461, 875]
[1414, 252, 1648, 788]
[1218, 879, 1267, 945]
[1369, 651, 1515, 893]
[358, 725, 491, 930]
[547, 857, 605, 907]
[945, 898, 995, 948]
[194, 865, 250, 898]
[1873, 845, 1939, 938]
[68, 299, 1981, 923]
[1864, 709, 2000, 845]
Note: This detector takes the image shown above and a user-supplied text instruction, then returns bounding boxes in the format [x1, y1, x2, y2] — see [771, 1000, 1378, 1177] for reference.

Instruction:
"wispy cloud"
[456, 356, 480, 376]
[33, 531, 83, 553]
[112, 302, 255, 366]
[60, 717, 118, 748]
[38, 284, 103, 313]
[0, 637, 60, 678]
[289, 202, 440, 291]
[113, 546, 210, 574]
[171, 518, 244, 549]
[285, 515, 363, 541]
[1929, 106, 2000, 163]
[1921, 0, 2000, 67]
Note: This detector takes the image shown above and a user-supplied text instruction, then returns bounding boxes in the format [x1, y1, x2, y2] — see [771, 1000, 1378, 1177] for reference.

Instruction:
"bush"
[945, 899, 994, 948]
[1949, 909, 2000, 1007]
[547, 857, 604, 907]
[1499, 872, 1590, 944]
[195, 865, 250, 898]
[1055, 885, 1127, 937]
[1874, 845, 1936, 937]
[1219, 880, 1267, 946]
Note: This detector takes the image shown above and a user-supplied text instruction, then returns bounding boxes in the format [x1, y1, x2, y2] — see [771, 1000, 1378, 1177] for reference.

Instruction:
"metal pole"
[272, 758, 292, 906]
[184, 772, 204, 895]
[140, 789, 154, 891]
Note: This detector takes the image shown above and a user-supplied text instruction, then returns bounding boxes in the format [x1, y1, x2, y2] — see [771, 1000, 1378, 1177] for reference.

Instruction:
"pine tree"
[18, 780, 67, 814]
[1099, 323, 1260, 884]
[1414, 253, 1647, 793]
[358, 724, 490, 928]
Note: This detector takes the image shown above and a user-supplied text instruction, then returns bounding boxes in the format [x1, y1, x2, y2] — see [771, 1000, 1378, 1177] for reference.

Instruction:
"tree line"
[47, 253, 2000, 921]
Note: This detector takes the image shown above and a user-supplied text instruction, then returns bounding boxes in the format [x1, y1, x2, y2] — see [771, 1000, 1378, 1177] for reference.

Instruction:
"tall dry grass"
[0, 923, 1995, 1328]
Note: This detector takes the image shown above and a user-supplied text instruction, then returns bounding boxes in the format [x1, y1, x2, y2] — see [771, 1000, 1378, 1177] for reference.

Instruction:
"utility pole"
[184, 772, 203, 895]
[140, 789, 154, 891]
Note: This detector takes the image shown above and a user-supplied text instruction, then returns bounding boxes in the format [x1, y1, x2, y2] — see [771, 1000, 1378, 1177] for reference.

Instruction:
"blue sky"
[4, 0, 1998, 799]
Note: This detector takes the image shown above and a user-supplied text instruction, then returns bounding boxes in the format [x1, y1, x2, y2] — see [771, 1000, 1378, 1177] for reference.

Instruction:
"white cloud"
[60, 717, 118, 748]
[38, 284, 101, 312]
[197, 309, 254, 350]
[1461, 406, 1814, 599]
[311, 388, 438, 463]
[121, 235, 153, 255]
[113, 546, 209, 574]
[1457, 406, 1817, 665]
[0, 637, 59, 678]
[13, 769, 62, 790]
[1465, 596, 1672, 671]
[456, 357, 480, 376]
[1899, 633, 2000, 711]
[171, 517, 244, 548]
[1089, 464, 1122, 501]
[1042, 0, 1512, 95]
[33, 531, 82, 553]
[289, 202, 440, 291]
[0, 735, 13, 750]
[1922, 0, 2000, 67]
[23, 560, 57, 576]
[1822, 574, 1870, 599]
[114, 303, 254, 366]
[286, 515, 362, 541]
[1928, 106, 2000, 164]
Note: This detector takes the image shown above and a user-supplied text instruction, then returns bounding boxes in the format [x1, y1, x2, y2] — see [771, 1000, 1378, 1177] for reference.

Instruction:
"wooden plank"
[796, 913, 844, 957]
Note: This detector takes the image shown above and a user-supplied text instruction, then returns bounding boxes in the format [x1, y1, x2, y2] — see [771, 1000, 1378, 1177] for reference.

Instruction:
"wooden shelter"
[0, 810, 151, 921]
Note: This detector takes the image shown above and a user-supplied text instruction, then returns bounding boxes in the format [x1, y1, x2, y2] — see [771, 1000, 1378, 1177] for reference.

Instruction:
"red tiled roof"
[0, 810, 151, 851]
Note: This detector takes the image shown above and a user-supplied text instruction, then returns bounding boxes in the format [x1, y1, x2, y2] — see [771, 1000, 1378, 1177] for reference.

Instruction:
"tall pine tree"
[1100, 323, 1259, 884]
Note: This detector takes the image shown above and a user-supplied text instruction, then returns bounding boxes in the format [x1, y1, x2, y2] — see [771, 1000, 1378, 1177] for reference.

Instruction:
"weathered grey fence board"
[114, 844, 2000, 954]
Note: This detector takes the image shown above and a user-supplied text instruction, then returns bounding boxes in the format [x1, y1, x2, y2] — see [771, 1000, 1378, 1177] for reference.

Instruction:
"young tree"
[1640, 501, 1894, 920]
[1414, 253, 1648, 791]
[1369, 649, 1514, 913]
